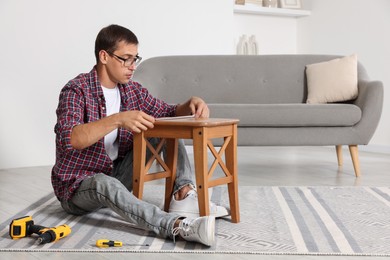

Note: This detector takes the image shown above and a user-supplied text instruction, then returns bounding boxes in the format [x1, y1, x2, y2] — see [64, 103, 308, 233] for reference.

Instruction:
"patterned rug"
[1, 186, 390, 256]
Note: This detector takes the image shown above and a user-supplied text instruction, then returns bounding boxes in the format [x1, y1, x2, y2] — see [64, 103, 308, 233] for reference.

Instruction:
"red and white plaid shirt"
[51, 67, 176, 201]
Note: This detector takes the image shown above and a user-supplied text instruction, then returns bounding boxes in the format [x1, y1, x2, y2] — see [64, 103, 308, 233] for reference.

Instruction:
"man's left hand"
[176, 96, 209, 118]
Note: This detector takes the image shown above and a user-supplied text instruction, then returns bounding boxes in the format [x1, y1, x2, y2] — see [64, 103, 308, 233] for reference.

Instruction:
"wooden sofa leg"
[336, 145, 343, 166]
[348, 145, 361, 177]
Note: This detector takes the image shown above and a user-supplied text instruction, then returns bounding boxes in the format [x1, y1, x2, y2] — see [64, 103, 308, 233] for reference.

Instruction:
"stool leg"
[192, 127, 210, 217]
[133, 132, 147, 199]
[225, 124, 240, 223]
[164, 138, 178, 212]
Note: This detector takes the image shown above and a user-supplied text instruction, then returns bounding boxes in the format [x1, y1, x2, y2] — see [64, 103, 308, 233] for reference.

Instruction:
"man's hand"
[71, 110, 154, 150]
[119, 110, 155, 133]
[176, 96, 209, 118]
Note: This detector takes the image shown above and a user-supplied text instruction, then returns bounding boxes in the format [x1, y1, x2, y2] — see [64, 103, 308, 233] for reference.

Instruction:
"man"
[51, 24, 228, 247]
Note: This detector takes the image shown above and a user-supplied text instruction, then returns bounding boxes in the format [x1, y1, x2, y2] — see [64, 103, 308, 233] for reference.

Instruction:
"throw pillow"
[306, 54, 358, 104]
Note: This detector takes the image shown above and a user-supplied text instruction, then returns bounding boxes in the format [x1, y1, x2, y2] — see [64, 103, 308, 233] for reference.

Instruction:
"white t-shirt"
[102, 86, 121, 161]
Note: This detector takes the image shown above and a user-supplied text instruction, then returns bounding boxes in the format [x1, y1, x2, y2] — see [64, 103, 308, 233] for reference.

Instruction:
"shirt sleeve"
[54, 85, 84, 152]
[135, 83, 177, 117]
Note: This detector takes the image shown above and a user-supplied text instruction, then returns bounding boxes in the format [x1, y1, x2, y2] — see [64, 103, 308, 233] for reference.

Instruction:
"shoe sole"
[170, 208, 230, 219]
[203, 216, 215, 246]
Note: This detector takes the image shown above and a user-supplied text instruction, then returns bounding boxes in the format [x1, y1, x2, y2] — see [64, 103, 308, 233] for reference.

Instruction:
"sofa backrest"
[133, 55, 368, 104]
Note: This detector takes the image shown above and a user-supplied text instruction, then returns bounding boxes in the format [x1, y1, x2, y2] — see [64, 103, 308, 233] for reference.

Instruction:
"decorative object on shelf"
[263, 0, 278, 8]
[237, 35, 248, 55]
[233, 4, 311, 17]
[237, 35, 259, 55]
[235, 0, 263, 6]
[246, 0, 263, 6]
[248, 35, 259, 55]
[279, 0, 301, 9]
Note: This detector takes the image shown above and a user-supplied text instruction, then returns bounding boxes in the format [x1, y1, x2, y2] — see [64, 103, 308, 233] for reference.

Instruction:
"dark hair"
[94, 24, 139, 63]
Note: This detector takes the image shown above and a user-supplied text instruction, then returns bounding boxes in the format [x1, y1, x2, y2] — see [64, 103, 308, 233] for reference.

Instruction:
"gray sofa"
[133, 55, 383, 177]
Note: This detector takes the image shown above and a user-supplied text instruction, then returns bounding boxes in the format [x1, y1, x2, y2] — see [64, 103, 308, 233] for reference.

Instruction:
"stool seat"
[133, 117, 240, 223]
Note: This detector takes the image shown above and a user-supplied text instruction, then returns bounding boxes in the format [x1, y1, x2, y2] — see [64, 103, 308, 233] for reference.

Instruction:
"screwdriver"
[96, 239, 123, 248]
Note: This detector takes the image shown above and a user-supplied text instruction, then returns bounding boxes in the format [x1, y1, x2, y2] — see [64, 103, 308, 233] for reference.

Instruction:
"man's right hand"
[118, 110, 155, 133]
[71, 110, 155, 150]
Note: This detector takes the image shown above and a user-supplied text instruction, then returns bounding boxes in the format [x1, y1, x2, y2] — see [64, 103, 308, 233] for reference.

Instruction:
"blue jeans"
[61, 139, 194, 239]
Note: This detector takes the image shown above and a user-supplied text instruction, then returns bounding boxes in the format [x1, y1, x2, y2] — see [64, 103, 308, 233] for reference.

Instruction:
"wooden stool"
[132, 117, 240, 223]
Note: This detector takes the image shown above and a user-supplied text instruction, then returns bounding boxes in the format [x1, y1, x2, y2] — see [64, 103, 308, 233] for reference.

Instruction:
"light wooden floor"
[1, 145, 389, 260]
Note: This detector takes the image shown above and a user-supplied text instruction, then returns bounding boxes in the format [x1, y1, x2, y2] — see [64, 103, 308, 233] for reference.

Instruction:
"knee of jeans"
[93, 173, 124, 192]
[93, 173, 109, 183]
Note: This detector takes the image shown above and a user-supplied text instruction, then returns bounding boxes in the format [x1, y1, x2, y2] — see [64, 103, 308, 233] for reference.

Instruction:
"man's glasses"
[106, 51, 142, 67]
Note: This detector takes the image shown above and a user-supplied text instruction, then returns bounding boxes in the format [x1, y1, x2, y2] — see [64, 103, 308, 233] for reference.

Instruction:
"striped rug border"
[1, 186, 389, 256]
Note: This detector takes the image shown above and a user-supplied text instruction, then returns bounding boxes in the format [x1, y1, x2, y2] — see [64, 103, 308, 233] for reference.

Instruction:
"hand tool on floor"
[96, 239, 123, 248]
[9, 216, 71, 244]
[96, 239, 150, 248]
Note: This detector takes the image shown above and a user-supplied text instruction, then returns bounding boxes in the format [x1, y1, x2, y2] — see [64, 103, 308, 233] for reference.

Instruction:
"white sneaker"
[169, 189, 230, 218]
[172, 216, 215, 246]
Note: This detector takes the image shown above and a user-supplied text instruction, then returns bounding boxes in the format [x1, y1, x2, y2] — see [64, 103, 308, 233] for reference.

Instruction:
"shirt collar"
[90, 66, 104, 100]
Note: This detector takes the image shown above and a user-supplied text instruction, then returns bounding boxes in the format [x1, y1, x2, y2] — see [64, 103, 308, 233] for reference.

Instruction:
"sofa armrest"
[352, 80, 384, 144]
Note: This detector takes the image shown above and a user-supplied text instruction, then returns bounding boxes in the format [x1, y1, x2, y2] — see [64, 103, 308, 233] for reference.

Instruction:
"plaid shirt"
[51, 67, 176, 201]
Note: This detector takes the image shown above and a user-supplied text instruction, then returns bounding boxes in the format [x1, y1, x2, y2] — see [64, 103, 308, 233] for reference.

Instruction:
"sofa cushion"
[208, 104, 361, 127]
[305, 54, 358, 104]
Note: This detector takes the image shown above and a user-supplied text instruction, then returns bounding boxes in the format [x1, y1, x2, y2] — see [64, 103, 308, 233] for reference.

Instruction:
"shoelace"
[185, 190, 198, 199]
[172, 218, 194, 243]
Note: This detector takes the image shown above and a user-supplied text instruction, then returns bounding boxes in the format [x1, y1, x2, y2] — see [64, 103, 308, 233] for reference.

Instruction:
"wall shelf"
[234, 4, 311, 17]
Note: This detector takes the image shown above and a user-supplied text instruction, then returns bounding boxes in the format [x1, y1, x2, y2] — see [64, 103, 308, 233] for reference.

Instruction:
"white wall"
[0, 0, 388, 169]
[297, 0, 390, 147]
